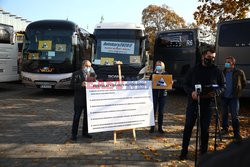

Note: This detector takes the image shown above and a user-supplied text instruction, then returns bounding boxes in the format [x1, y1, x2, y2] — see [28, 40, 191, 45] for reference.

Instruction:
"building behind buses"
[215, 18, 250, 97]
[21, 20, 95, 89]
[92, 22, 150, 81]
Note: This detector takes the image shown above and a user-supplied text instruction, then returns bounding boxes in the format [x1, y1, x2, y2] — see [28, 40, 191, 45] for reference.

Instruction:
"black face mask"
[204, 58, 214, 66]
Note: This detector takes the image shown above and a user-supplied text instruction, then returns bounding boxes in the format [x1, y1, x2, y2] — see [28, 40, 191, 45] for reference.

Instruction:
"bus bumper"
[0, 74, 20, 82]
[21, 72, 72, 89]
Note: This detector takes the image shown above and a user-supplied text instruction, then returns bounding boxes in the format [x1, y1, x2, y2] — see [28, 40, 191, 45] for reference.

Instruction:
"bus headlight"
[22, 76, 32, 82]
[59, 77, 72, 82]
[137, 73, 145, 80]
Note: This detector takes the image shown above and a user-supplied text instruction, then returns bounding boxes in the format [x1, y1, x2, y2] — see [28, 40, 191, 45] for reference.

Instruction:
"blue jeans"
[181, 98, 213, 154]
[221, 97, 240, 136]
[152, 90, 167, 129]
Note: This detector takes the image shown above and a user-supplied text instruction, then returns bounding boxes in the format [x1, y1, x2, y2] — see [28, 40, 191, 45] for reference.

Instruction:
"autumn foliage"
[194, 0, 250, 30]
[142, 4, 187, 56]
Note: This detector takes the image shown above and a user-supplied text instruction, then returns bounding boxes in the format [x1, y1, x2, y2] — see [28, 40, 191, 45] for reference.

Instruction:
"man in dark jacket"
[179, 46, 225, 160]
[221, 56, 247, 140]
[70, 60, 96, 141]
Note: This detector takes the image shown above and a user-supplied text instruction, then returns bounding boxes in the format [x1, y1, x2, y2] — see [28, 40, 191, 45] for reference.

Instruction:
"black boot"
[82, 133, 92, 139]
[234, 134, 242, 141]
[149, 126, 155, 133]
[158, 126, 164, 134]
[70, 135, 77, 141]
[179, 150, 187, 160]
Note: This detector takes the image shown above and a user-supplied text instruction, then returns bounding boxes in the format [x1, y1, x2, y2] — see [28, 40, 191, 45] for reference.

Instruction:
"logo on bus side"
[108, 75, 124, 79]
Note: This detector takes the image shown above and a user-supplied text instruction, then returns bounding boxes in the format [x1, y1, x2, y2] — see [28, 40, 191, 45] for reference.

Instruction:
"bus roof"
[217, 18, 250, 26]
[95, 22, 145, 30]
[156, 28, 198, 35]
[0, 23, 14, 28]
[26, 20, 78, 31]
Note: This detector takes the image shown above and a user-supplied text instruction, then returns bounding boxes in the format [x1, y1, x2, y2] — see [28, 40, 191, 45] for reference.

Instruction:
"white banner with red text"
[86, 80, 155, 133]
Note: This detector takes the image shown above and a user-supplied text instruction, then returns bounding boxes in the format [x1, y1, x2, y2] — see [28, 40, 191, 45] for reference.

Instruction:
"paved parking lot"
[0, 82, 249, 167]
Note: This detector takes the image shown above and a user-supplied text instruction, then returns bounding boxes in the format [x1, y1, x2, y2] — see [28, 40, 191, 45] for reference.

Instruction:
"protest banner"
[86, 80, 154, 133]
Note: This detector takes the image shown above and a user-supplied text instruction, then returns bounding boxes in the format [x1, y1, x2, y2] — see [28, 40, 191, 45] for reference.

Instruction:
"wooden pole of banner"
[113, 61, 136, 144]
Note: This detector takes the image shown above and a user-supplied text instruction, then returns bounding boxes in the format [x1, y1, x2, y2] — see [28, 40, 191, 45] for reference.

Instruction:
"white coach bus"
[0, 23, 19, 82]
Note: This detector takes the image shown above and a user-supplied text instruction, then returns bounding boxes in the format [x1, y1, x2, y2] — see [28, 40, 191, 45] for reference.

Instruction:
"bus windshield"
[94, 39, 140, 65]
[157, 31, 194, 48]
[23, 29, 73, 62]
[93, 29, 142, 66]
[218, 22, 250, 47]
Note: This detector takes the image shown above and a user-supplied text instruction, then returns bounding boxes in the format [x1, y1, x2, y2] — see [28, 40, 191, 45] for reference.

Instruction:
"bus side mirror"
[142, 35, 150, 51]
[72, 34, 78, 46]
[85, 39, 89, 49]
[11, 33, 15, 45]
[145, 39, 150, 51]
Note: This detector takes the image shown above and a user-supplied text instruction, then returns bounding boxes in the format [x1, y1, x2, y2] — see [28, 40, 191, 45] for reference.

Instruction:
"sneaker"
[82, 133, 92, 139]
[221, 128, 228, 135]
[70, 136, 77, 141]
[149, 127, 154, 133]
[179, 152, 187, 160]
[158, 128, 165, 134]
[234, 134, 242, 141]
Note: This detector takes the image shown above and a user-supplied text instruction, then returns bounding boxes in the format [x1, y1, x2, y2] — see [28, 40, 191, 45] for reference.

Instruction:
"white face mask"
[83, 67, 91, 73]
[155, 66, 162, 73]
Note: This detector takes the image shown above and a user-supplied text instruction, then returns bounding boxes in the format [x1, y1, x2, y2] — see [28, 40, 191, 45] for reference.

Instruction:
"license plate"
[40, 85, 52, 89]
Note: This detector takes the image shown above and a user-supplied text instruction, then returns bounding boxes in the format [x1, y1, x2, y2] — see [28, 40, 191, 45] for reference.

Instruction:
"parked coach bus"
[21, 20, 95, 89]
[215, 18, 250, 97]
[154, 28, 213, 88]
[92, 22, 150, 81]
[0, 23, 19, 82]
[16, 31, 25, 74]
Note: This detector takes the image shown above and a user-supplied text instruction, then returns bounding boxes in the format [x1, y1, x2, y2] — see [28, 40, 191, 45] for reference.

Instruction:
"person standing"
[149, 60, 168, 134]
[70, 60, 96, 141]
[179, 46, 225, 160]
[221, 56, 246, 140]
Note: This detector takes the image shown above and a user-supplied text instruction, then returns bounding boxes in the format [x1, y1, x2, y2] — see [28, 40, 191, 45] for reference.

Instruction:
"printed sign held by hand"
[152, 74, 173, 90]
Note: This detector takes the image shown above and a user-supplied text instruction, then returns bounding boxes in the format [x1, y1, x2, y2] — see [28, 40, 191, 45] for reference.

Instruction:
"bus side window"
[0, 29, 11, 44]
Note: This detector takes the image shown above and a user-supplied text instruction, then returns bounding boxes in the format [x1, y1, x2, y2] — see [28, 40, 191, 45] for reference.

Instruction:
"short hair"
[201, 45, 215, 56]
[226, 56, 236, 64]
[82, 60, 91, 66]
[155, 60, 166, 73]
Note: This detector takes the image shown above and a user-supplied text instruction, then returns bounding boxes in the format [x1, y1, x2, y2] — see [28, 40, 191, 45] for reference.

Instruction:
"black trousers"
[71, 104, 88, 137]
[181, 98, 213, 154]
[152, 90, 166, 129]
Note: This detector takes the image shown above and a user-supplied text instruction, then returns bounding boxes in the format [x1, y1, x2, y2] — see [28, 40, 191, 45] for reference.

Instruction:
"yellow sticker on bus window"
[130, 56, 141, 64]
[28, 53, 39, 60]
[55, 44, 66, 52]
[152, 74, 173, 90]
[38, 40, 52, 50]
[100, 57, 114, 65]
